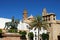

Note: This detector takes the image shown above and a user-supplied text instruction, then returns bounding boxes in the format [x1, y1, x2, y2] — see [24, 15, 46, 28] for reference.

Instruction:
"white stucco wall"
[18, 21, 30, 30]
[0, 18, 11, 29]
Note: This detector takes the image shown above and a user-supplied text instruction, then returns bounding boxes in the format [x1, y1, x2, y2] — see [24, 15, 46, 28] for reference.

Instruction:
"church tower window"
[53, 18, 55, 20]
[53, 15, 55, 20]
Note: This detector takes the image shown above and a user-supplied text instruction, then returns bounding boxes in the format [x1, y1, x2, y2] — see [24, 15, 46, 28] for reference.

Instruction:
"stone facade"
[23, 8, 60, 40]
[42, 8, 60, 40]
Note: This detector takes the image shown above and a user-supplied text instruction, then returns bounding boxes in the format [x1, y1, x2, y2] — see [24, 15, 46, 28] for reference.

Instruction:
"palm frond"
[29, 15, 48, 30]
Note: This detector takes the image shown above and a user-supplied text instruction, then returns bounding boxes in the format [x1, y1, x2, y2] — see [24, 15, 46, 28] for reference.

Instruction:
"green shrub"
[28, 32, 34, 40]
[0, 29, 2, 38]
[8, 29, 17, 33]
[19, 31, 27, 37]
[41, 33, 49, 40]
[0, 29, 2, 33]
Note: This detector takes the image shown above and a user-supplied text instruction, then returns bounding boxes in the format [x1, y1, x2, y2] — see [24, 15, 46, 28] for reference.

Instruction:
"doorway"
[58, 36, 60, 40]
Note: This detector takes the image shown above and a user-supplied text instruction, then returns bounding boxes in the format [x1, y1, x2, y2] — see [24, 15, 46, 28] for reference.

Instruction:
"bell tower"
[42, 8, 47, 16]
[23, 9, 28, 20]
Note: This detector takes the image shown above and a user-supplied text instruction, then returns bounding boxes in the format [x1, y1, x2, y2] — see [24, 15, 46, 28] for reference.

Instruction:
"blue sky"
[0, 0, 60, 20]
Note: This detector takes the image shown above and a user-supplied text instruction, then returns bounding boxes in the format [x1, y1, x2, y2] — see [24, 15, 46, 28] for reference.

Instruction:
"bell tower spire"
[23, 9, 28, 20]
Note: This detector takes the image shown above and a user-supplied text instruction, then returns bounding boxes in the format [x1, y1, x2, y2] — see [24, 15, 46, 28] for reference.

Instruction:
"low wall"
[2, 33, 21, 40]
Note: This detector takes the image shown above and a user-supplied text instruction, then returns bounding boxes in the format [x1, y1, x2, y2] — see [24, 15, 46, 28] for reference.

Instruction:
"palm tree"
[29, 15, 48, 40]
